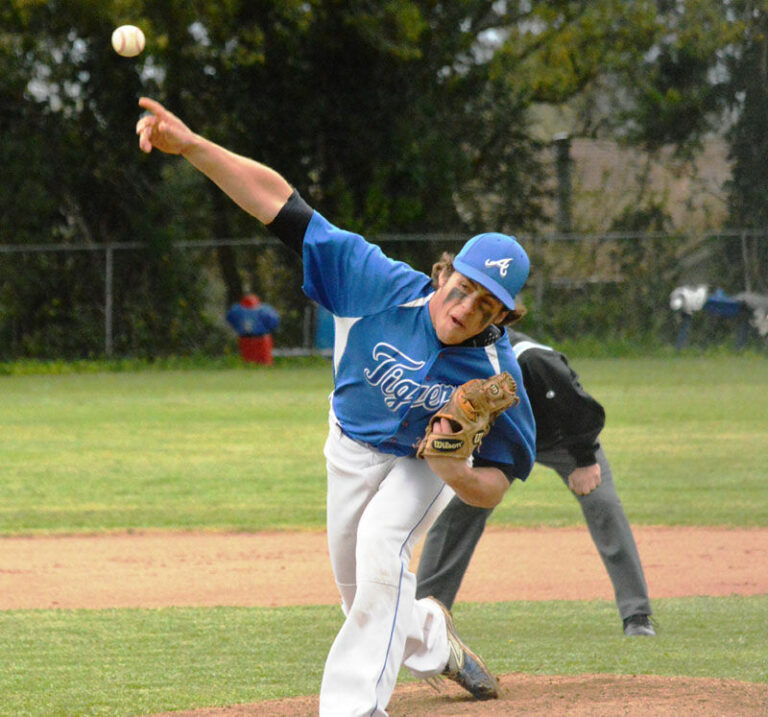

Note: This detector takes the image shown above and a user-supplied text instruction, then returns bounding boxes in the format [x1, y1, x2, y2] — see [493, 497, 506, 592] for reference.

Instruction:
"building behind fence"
[1, 230, 766, 360]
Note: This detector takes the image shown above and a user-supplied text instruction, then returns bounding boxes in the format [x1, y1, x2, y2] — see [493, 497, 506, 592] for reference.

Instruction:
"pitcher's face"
[429, 271, 508, 345]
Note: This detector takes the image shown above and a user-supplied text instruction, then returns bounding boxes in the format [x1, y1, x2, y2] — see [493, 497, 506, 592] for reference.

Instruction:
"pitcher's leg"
[320, 455, 450, 716]
[324, 423, 393, 612]
[401, 593, 449, 676]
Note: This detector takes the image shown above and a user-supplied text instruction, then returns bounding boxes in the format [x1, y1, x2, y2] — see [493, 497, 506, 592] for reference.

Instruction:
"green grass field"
[3, 355, 767, 534]
[1, 355, 766, 715]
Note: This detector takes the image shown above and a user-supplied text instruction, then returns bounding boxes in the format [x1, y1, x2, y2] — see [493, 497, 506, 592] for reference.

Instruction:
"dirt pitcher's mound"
[153, 674, 768, 716]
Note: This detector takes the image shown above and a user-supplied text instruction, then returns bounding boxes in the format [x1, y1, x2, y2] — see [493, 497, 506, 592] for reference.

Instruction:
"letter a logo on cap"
[484, 258, 514, 277]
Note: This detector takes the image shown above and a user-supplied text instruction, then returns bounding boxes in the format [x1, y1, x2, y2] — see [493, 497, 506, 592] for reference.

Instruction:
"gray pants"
[416, 446, 652, 621]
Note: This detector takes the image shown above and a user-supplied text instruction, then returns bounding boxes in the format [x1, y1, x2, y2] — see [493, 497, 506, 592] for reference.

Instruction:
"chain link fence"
[1, 231, 766, 360]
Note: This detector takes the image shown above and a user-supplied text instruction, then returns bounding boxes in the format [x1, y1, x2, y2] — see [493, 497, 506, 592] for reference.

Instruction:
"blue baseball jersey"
[301, 210, 536, 480]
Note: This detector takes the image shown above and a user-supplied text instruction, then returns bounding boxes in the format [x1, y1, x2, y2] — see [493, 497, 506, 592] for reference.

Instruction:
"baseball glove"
[416, 372, 520, 460]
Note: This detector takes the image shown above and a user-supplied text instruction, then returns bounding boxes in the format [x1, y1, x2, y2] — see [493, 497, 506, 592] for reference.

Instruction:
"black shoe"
[623, 613, 656, 637]
[427, 597, 499, 700]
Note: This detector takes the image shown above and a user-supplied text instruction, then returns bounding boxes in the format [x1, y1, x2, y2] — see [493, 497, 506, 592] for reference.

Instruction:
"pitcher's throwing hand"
[136, 97, 197, 155]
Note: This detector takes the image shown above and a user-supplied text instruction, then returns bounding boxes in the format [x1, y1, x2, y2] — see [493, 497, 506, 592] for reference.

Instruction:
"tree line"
[1, 0, 766, 358]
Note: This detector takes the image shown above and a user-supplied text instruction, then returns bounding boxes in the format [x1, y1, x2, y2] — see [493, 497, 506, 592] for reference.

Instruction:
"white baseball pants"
[319, 416, 455, 716]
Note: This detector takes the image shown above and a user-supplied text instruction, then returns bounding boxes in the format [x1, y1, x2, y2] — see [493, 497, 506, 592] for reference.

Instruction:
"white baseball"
[111, 25, 146, 58]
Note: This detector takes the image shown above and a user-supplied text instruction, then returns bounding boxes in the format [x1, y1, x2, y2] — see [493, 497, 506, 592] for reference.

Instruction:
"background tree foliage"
[0, 0, 765, 358]
[614, 0, 768, 292]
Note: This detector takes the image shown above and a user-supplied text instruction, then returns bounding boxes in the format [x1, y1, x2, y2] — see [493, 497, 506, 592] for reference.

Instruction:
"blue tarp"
[703, 289, 744, 318]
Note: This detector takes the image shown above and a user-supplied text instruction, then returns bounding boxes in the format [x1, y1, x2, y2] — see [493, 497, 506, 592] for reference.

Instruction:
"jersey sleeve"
[301, 211, 430, 317]
[474, 403, 536, 481]
[470, 345, 537, 481]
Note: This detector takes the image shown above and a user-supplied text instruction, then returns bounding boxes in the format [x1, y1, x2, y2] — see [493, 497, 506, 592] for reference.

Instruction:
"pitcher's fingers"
[434, 417, 452, 434]
[135, 114, 153, 133]
[138, 127, 153, 153]
[138, 97, 165, 115]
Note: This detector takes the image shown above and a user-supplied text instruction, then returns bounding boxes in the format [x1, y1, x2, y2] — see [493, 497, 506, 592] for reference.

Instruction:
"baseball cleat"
[623, 613, 656, 637]
[428, 596, 500, 700]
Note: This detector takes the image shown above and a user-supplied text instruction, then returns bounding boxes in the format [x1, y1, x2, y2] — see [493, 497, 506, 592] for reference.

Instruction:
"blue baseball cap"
[453, 233, 530, 309]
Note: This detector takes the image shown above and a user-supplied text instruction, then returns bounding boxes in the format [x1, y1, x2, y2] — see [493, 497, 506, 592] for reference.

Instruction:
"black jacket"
[508, 330, 605, 466]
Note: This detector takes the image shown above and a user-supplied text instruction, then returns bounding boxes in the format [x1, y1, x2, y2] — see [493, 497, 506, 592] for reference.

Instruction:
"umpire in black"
[416, 328, 655, 636]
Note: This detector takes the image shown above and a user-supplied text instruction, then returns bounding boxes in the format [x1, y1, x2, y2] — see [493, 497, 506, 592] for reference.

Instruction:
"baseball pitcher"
[136, 98, 537, 715]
